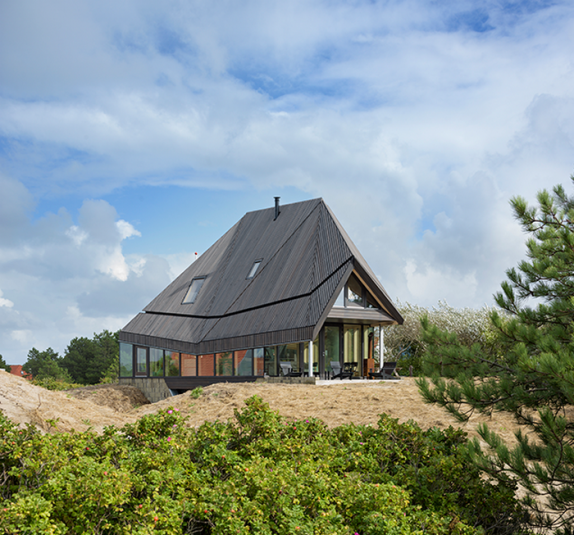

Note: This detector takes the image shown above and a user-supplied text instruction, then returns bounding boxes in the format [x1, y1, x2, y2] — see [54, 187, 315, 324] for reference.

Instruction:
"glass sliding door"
[264, 347, 277, 376]
[343, 325, 361, 377]
[324, 326, 340, 374]
[277, 343, 300, 372]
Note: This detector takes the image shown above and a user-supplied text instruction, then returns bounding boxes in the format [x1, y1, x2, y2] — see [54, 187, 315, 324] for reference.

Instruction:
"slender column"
[308, 340, 313, 377]
[379, 326, 384, 371]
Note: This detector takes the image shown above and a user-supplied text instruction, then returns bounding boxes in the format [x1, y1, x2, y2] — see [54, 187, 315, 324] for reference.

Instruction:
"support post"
[308, 341, 313, 377]
[379, 326, 384, 372]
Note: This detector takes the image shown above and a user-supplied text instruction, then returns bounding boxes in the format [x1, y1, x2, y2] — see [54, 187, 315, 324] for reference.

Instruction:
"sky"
[1, 0, 574, 365]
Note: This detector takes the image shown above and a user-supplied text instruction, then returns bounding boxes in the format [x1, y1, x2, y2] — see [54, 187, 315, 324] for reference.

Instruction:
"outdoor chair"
[330, 361, 353, 380]
[279, 362, 303, 377]
[368, 361, 401, 380]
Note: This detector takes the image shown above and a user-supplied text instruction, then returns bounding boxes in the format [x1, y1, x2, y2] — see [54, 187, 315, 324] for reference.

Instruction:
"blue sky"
[1, 0, 574, 364]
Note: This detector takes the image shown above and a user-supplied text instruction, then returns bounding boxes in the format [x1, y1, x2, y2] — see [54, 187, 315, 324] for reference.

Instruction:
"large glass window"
[150, 348, 164, 377]
[181, 354, 196, 376]
[277, 343, 299, 372]
[254, 348, 264, 376]
[119, 343, 133, 377]
[344, 326, 361, 364]
[182, 277, 205, 304]
[234, 349, 253, 376]
[165, 351, 180, 376]
[264, 347, 277, 376]
[198, 354, 215, 376]
[135, 347, 148, 377]
[216, 352, 233, 376]
[324, 326, 340, 373]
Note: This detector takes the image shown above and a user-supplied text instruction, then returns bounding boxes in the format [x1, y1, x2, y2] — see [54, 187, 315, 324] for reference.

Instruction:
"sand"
[0, 370, 525, 446]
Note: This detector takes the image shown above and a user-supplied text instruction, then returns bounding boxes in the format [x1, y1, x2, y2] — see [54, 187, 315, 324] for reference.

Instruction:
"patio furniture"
[279, 362, 303, 377]
[330, 361, 353, 380]
[368, 361, 401, 380]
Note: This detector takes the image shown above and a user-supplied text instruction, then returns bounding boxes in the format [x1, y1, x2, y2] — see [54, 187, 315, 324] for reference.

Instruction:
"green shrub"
[30, 377, 83, 391]
[0, 397, 526, 534]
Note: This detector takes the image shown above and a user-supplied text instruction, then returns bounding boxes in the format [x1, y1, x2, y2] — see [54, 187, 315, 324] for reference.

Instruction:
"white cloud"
[404, 259, 478, 307]
[0, 289, 14, 308]
[1, 0, 574, 360]
[0, 179, 174, 364]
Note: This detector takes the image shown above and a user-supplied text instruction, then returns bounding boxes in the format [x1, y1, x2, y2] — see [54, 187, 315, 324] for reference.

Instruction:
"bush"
[0, 396, 526, 534]
[383, 301, 500, 375]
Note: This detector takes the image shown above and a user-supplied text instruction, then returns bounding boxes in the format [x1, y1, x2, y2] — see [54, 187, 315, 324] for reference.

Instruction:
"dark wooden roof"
[120, 198, 403, 354]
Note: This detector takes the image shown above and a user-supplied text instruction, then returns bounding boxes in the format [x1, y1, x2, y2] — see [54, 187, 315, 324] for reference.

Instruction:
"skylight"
[182, 277, 205, 304]
[247, 260, 262, 279]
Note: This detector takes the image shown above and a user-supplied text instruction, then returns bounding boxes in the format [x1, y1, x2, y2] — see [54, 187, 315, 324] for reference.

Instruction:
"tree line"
[17, 330, 119, 386]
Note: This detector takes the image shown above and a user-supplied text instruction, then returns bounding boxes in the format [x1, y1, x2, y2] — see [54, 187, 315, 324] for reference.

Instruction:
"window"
[247, 260, 262, 279]
[181, 354, 196, 376]
[216, 352, 233, 376]
[119, 343, 133, 377]
[150, 348, 164, 377]
[135, 347, 148, 377]
[198, 354, 215, 376]
[165, 352, 180, 376]
[254, 348, 265, 376]
[182, 277, 205, 304]
[234, 350, 253, 376]
[347, 274, 364, 307]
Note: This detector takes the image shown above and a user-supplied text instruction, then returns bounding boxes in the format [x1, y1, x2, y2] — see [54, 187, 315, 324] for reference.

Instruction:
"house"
[118, 198, 403, 401]
[8, 365, 30, 379]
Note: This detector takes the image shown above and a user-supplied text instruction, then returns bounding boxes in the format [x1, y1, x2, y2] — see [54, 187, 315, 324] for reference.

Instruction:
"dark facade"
[119, 198, 403, 394]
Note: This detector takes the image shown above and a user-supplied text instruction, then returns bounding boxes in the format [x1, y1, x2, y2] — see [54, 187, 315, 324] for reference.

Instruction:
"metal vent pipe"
[274, 197, 280, 220]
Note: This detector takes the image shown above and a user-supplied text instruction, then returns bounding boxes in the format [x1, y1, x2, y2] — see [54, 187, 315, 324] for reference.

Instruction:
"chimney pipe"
[274, 197, 280, 220]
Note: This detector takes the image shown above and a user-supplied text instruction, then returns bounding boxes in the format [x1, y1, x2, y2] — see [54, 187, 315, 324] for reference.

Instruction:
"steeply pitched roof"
[120, 198, 402, 354]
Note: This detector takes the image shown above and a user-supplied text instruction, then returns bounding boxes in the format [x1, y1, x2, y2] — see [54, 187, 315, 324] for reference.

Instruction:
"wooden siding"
[120, 198, 403, 355]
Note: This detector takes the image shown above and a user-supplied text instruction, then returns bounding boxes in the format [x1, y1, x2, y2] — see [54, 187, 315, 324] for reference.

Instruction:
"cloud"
[0, 178, 174, 363]
[0, 289, 14, 308]
[1, 0, 574, 360]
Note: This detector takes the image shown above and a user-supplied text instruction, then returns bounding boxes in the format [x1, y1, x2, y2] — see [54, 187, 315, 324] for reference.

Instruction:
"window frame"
[182, 276, 206, 304]
[246, 259, 263, 280]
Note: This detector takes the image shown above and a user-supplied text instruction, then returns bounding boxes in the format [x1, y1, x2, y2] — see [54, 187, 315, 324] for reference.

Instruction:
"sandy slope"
[0, 370, 525, 445]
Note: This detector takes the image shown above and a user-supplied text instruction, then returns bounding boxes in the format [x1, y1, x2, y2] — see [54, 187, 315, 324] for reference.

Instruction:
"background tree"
[0, 354, 11, 373]
[61, 330, 119, 384]
[418, 178, 574, 532]
[22, 348, 71, 382]
[382, 301, 497, 375]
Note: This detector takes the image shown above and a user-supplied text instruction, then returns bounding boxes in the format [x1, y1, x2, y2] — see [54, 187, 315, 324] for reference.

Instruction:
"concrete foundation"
[256, 376, 316, 385]
[118, 377, 173, 403]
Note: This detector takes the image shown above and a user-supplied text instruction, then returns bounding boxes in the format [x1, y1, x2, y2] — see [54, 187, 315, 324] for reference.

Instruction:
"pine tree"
[417, 178, 574, 531]
[0, 354, 11, 373]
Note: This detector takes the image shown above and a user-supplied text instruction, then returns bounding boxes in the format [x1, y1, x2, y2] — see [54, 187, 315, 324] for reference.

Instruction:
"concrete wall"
[256, 376, 316, 385]
[119, 377, 173, 403]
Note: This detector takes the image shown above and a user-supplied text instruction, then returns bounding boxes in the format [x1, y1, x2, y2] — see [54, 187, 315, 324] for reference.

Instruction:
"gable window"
[182, 277, 206, 304]
[247, 260, 262, 279]
[333, 273, 380, 310]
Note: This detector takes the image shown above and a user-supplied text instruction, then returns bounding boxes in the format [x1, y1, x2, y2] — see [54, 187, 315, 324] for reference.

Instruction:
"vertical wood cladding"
[120, 198, 403, 355]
